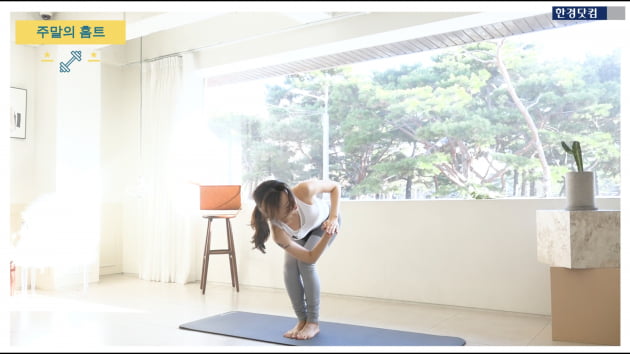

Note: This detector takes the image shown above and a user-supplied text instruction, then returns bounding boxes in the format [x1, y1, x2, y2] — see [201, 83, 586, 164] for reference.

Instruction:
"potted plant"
[561, 140, 597, 210]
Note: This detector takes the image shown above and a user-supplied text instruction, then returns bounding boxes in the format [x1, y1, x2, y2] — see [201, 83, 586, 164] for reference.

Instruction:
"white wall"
[9, 30, 140, 280]
[10, 42, 101, 288]
[9, 44, 37, 214]
[100, 62, 125, 275]
[8, 37, 39, 291]
[100, 61, 141, 276]
[193, 197, 619, 316]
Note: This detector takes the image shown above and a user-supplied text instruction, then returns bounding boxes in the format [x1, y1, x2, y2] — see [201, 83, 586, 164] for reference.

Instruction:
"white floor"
[7, 274, 600, 351]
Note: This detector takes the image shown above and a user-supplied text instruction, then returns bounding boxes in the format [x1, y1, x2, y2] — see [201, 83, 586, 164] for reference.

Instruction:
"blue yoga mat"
[179, 311, 466, 346]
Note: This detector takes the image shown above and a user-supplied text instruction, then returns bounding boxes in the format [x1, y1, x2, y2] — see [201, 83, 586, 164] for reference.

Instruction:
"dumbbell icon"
[59, 50, 82, 73]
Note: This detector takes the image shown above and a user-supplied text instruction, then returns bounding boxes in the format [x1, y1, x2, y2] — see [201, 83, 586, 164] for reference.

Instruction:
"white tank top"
[271, 197, 329, 240]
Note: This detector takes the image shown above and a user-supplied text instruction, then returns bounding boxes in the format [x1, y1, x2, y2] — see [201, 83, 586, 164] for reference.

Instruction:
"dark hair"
[250, 180, 296, 253]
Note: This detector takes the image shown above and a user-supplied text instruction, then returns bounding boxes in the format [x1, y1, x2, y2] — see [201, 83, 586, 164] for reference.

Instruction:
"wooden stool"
[198, 185, 242, 294]
[200, 214, 240, 294]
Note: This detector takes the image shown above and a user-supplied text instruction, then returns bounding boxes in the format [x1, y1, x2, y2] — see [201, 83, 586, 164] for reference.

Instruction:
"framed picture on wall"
[10, 87, 27, 139]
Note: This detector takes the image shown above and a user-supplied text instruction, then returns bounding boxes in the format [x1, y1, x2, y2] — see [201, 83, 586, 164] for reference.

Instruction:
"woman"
[251, 179, 341, 340]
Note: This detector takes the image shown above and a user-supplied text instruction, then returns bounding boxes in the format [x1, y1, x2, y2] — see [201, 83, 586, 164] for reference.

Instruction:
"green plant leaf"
[561, 141, 573, 154]
[573, 141, 583, 172]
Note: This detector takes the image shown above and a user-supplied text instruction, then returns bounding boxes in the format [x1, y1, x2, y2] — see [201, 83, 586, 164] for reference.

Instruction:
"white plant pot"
[566, 171, 597, 211]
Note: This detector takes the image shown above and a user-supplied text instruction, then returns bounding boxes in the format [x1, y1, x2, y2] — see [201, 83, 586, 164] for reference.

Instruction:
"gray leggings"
[283, 216, 339, 324]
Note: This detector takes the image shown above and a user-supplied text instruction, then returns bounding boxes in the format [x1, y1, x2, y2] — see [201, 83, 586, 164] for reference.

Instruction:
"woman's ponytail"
[251, 206, 270, 253]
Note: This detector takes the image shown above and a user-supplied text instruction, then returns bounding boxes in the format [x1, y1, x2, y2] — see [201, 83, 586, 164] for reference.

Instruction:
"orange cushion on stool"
[200, 185, 241, 210]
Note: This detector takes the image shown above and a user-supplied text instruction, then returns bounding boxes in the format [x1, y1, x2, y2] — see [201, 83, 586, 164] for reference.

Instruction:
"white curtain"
[137, 55, 201, 284]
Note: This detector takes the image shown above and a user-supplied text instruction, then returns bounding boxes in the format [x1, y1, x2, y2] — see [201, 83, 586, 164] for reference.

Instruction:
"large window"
[202, 20, 620, 200]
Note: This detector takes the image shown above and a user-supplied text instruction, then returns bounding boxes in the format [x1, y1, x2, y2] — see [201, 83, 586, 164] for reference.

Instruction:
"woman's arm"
[293, 179, 340, 235]
[272, 224, 333, 264]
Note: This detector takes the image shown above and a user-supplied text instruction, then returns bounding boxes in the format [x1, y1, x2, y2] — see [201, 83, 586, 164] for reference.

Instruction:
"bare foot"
[283, 320, 306, 339]
[296, 322, 320, 340]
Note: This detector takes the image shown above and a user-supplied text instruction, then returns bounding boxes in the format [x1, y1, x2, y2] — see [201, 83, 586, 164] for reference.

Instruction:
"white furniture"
[12, 193, 98, 294]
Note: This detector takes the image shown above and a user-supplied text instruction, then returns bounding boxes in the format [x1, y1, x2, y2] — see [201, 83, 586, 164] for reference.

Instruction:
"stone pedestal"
[536, 210, 619, 268]
[536, 210, 620, 346]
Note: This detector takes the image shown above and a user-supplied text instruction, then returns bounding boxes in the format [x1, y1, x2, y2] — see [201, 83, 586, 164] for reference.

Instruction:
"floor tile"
[8, 274, 597, 349]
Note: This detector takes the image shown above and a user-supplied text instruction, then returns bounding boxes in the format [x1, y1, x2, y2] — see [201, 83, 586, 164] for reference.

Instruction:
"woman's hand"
[322, 217, 339, 235]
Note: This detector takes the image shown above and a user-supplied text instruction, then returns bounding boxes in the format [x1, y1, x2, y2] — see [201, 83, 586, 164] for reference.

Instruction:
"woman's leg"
[297, 215, 340, 339]
[283, 248, 307, 338]
[295, 235, 322, 339]
[299, 235, 322, 324]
